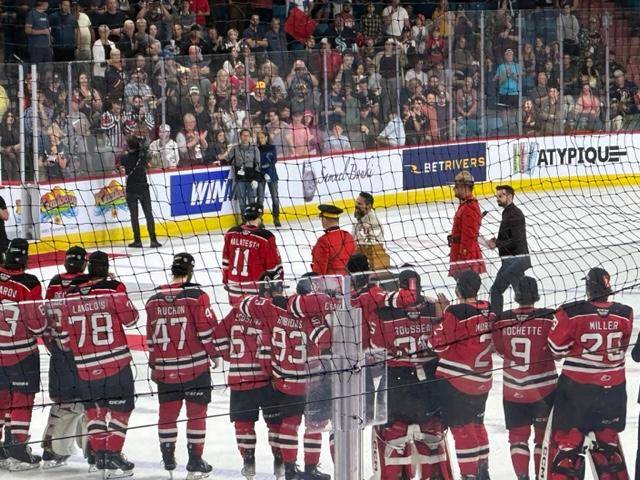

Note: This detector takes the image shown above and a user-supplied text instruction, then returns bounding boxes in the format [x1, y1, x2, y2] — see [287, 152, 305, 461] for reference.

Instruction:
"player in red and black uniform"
[546, 268, 632, 480]
[215, 286, 284, 480]
[428, 270, 495, 480]
[370, 269, 452, 480]
[492, 276, 557, 480]
[448, 171, 486, 278]
[0, 239, 44, 470]
[146, 253, 218, 479]
[57, 251, 139, 477]
[240, 280, 334, 480]
[41, 246, 88, 468]
[222, 203, 284, 306]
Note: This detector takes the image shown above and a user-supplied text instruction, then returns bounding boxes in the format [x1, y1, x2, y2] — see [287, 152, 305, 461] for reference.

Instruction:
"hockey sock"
[185, 401, 207, 457]
[303, 430, 322, 465]
[474, 423, 490, 463]
[267, 422, 280, 457]
[158, 400, 181, 446]
[234, 421, 257, 457]
[534, 424, 546, 474]
[378, 422, 411, 480]
[0, 390, 9, 443]
[279, 416, 301, 463]
[450, 425, 480, 476]
[9, 392, 34, 444]
[592, 429, 628, 480]
[85, 407, 108, 452]
[107, 410, 131, 453]
[508, 425, 531, 476]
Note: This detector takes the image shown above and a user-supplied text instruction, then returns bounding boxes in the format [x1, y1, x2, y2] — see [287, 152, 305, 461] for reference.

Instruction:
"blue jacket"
[259, 144, 278, 182]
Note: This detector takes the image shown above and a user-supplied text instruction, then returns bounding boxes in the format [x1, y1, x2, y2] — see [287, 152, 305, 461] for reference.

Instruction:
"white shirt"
[382, 5, 409, 37]
[76, 12, 92, 52]
[378, 116, 406, 146]
[353, 210, 385, 245]
[149, 138, 179, 168]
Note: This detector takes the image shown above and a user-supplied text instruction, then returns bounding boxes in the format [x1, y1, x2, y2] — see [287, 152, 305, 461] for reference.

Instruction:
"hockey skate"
[0, 445, 9, 470]
[42, 448, 70, 469]
[104, 451, 135, 479]
[241, 450, 256, 479]
[304, 463, 331, 480]
[273, 450, 285, 479]
[8, 441, 41, 472]
[186, 453, 213, 480]
[477, 460, 490, 480]
[87, 448, 100, 472]
[285, 462, 304, 480]
[160, 442, 177, 477]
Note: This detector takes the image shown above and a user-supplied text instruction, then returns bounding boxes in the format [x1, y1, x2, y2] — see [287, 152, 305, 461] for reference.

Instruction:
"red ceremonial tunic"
[311, 226, 356, 275]
[448, 195, 486, 277]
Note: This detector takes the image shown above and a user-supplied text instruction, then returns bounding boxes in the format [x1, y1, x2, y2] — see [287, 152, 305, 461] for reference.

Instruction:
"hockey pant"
[0, 390, 34, 445]
[551, 428, 628, 480]
[509, 423, 546, 478]
[158, 400, 208, 456]
[42, 402, 85, 456]
[374, 419, 452, 480]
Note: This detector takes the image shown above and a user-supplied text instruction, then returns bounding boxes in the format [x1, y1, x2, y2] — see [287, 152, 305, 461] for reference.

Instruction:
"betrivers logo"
[406, 155, 486, 174]
[514, 142, 627, 173]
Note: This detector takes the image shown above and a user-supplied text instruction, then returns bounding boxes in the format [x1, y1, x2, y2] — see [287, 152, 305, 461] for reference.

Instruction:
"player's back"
[54, 286, 138, 380]
[549, 299, 633, 387]
[214, 306, 269, 391]
[373, 301, 438, 367]
[0, 267, 42, 302]
[46, 272, 87, 299]
[494, 307, 557, 402]
[0, 302, 45, 366]
[430, 300, 495, 394]
[146, 283, 217, 384]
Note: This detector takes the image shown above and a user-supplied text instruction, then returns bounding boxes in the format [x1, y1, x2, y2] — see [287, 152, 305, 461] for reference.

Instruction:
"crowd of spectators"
[0, 0, 639, 181]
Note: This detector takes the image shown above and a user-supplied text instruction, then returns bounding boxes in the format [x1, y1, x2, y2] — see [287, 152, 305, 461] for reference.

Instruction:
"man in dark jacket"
[121, 136, 161, 248]
[486, 185, 531, 314]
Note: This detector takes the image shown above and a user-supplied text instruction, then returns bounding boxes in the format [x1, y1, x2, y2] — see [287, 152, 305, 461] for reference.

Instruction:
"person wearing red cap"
[448, 170, 486, 277]
[311, 204, 356, 276]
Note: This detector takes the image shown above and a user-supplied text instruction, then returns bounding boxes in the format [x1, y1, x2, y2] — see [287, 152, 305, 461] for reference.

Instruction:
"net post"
[332, 275, 363, 480]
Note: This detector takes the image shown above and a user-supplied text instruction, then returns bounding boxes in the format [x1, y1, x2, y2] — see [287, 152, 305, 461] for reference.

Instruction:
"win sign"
[170, 169, 233, 217]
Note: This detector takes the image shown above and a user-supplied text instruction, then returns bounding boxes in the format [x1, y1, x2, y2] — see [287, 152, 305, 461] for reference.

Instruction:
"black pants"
[490, 256, 531, 315]
[636, 410, 640, 480]
[127, 188, 157, 242]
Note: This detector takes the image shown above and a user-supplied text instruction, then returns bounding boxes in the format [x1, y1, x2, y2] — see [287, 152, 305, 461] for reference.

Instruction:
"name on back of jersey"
[71, 298, 108, 314]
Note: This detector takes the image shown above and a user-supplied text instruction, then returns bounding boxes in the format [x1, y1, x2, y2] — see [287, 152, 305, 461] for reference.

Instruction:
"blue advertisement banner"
[402, 142, 487, 190]
[170, 169, 233, 217]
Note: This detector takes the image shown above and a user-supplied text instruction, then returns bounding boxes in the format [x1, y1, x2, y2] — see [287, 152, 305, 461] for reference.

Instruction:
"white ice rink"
[2, 184, 640, 479]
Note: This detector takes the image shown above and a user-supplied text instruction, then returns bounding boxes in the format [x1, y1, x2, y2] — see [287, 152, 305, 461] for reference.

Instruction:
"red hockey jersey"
[214, 306, 270, 391]
[548, 300, 633, 387]
[371, 300, 438, 368]
[54, 279, 138, 380]
[146, 283, 218, 384]
[0, 267, 43, 302]
[222, 225, 284, 305]
[46, 272, 87, 299]
[493, 307, 558, 403]
[429, 301, 495, 394]
[240, 293, 332, 396]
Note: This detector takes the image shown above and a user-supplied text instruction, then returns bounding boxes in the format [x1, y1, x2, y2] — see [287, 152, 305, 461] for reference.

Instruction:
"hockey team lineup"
[0, 181, 639, 480]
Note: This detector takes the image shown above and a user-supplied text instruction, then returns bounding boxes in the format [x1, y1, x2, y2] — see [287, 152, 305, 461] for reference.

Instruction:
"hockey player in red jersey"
[546, 267, 632, 480]
[146, 253, 218, 479]
[492, 276, 557, 480]
[215, 285, 284, 479]
[240, 278, 334, 480]
[41, 245, 88, 468]
[370, 269, 452, 480]
[222, 203, 284, 306]
[56, 251, 139, 478]
[0, 239, 45, 471]
[428, 269, 495, 480]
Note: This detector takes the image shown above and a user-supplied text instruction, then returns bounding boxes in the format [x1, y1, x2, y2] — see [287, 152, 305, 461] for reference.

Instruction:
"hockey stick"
[538, 406, 554, 480]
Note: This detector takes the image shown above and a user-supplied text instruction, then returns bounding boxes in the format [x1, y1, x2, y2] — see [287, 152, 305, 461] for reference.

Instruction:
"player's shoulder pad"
[251, 228, 275, 241]
[558, 299, 588, 316]
[535, 307, 556, 319]
[14, 272, 41, 290]
[496, 309, 516, 322]
[377, 305, 404, 321]
[271, 295, 288, 311]
[447, 302, 491, 319]
[179, 284, 207, 300]
[226, 225, 243, 234]
[608, 302, 633, 318]
[47, 273, 63, 287]
[419, 301, 437, 317]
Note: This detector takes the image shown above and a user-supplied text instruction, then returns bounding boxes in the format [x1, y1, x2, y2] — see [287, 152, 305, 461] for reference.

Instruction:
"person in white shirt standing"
[353, 191, 390, 270]
[149, 124, 179, 168]
[382, 0, 410, 38]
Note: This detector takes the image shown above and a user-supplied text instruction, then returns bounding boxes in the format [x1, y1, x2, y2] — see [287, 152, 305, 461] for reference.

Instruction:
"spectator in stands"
[610, 70, 639, 131]
[137, 0, 172, 43]
[286, 60, 319, 96]
[211, 68, 235, 104]
[124, 68, 155, 112]
[327, 80, 346, 121]
[209, 129, 230, 164]
[426, 29, 447, 66]
[581, 56, 601, 93]
[243, 13, 267, 54]
[539, 86, 564, 134]
[228, 128, 261, 218]
[382, 0, 409, 39]
[361, 3, 383, 46]
[377, 110, 405, 147]
[326, 14, 356, 54]
[173, 0, 196, 31]
[49, 0, 77, 61]
[456, 76, 479, 139]
[529, 71, 549, 106]
[435, 88, 451, 140]
[0, 112, 20, 180]
[543, 58, 560, 90]
[221, 94, 248, 144]
[562, 54, 580, 95]
[100, 0, 126, 39]
[230, 62, 256, 97]
[404, 98, 428, 145]
[376, 38, 401, 122]
[493, 11, 518, 62]
[149, 124, 179, 168]
[350, 103, 379, 150]
[557, 2, 580, 57]
[248, 81, 272, 125]
[322, 121, 351, 154]
[133, 18, 152, 56]
[256, 131, 280, 227]
[411, 14, 431, 55]
[176, 112, 208, 166]
[453, 36, 475, 78]
[574, 83, 602, 131]
[25, 0, 52, 63]
[608, 50, 624, 77]
[495, 48, 521, 134]
[190, 0, 209, 27]
[431, 0, 451, 38]
[181, 85, 208, 129]
[265, 109, 293, 158]
[316, 38, 343, 83]
[289, 80, 317, 116]
[521, 99, 539, 135]
[124, 94, 155, 139]
[291, 110, 316, 157]
[75, 72, 103, 126]
[265, 17, 288, 74]
[67, 94, 92, 175]
[100, 98, 126, 155]
[73, 3, 93, 61]
[39, 123, 69, 180]
[405, 58, 428, 87]
[93, 25, 116, 93]
[118, 20, 136, 58]
[579, 16, 604, 66]
[261, 61, 286, 94]
[105, 47, 126, 101]
[43, 72, 68, 113]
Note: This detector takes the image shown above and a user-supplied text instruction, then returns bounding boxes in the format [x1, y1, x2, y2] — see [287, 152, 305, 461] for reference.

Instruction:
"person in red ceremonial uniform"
[492, 276, 557, 479]
[0, 238, 45, 471]
[311, 204, 355, 275]
[448, 171, 486, 278]
[222, 202, 284, 306]
[547, 267, 632, 480]
[146, 253, 218, 479]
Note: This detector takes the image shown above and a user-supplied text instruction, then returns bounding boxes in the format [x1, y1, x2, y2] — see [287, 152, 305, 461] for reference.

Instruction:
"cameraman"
[121, 136, 161, 248]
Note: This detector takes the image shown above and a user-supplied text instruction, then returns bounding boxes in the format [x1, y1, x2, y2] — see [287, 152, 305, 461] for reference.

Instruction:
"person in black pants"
[632, 338, 640, 479]
[121, 136, 161, 249]
[486, 185, 531, 315]
[0, 195, 10, 261]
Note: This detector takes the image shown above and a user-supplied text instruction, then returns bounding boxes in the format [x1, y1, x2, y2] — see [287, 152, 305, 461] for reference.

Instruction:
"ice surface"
[3, 185, 640, 479]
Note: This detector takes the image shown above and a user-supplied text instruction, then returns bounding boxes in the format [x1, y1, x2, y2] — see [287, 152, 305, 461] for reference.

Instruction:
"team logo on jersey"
[40, 187, 78, 224]
[597, 308, 610, 317]
[516, 314, 529, 323]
